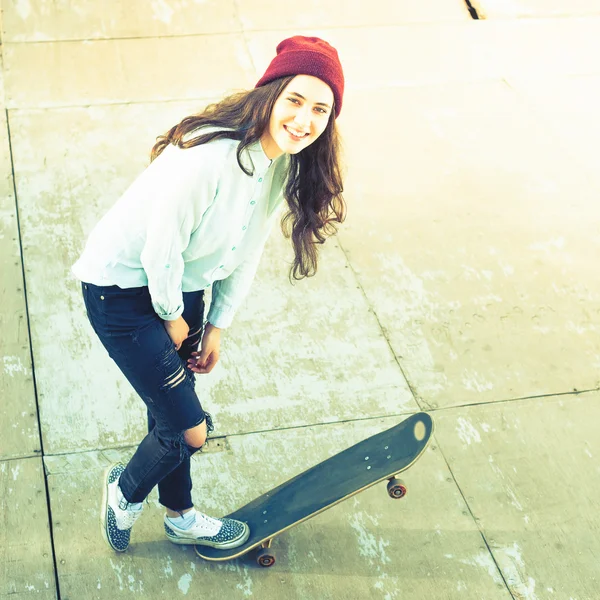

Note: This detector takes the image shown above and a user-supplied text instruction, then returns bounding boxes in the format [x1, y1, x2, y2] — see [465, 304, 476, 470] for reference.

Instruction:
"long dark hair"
[151, 77, 345, 280]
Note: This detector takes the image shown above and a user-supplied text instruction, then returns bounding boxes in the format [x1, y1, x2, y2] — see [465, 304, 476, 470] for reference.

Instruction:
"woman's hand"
[187, 323, 221, 374]
[163, 315, 189, 350]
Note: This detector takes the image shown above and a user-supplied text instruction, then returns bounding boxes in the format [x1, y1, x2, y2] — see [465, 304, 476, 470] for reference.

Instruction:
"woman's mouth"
[284, 125, 309, 142]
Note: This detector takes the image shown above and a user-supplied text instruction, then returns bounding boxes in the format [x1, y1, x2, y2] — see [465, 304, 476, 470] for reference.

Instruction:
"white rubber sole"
[165, 522, 250, 549]
[100, 465, 126, 552]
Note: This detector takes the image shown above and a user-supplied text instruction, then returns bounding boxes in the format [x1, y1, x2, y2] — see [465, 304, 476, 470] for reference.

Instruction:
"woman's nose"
[293, 107, 311, 129]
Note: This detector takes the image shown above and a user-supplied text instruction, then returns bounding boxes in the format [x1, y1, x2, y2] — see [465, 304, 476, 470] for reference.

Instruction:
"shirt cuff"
[152, 302, 184, 321]
[206, 305, 234, 329]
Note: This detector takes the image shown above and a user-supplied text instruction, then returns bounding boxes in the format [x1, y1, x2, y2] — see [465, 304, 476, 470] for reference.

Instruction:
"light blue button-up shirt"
[72, 134, 289, 328]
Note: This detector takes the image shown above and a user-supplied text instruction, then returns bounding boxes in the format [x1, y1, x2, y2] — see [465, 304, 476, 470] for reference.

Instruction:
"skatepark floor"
[1, 1, 600, 599]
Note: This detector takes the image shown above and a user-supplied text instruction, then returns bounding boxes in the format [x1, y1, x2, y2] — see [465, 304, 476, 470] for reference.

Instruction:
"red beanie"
[255, 36, 345, 118]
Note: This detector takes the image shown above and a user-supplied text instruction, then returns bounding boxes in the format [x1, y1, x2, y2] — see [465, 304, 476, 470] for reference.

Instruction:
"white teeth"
[286, 127, 307, 137]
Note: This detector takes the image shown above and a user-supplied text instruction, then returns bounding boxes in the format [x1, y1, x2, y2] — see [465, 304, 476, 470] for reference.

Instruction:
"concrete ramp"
[471, 0, 600, 19]
[1, 0, 470, 43]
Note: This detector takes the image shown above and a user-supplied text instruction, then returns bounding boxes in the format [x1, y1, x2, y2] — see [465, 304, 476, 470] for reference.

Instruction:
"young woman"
[73, 36, 345, 553]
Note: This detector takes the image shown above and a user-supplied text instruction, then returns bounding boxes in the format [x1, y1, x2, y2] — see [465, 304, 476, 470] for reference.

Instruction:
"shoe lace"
[117, 500, 143, 529]
[198, 511, 220, 524]
[193, 511, 221, 533]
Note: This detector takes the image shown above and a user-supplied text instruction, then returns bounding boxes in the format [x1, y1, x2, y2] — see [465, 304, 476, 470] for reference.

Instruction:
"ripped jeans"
[82, 282, 211, 510]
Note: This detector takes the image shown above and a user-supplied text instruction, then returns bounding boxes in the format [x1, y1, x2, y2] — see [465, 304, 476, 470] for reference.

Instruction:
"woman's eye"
[287, 97, 327, 114]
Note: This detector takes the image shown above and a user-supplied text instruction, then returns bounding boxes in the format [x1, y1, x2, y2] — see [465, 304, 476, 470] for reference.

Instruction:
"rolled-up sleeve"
[140, 144, 221, 320]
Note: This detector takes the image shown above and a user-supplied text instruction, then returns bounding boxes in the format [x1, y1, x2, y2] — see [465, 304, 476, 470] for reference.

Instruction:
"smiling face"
[260, 75, 334, 160]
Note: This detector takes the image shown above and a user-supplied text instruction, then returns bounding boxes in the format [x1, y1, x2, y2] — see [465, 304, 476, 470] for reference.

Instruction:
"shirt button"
[219, 265, 224, 269]
[100, 295, 105, 300]
[242, 226, 247, 230]
[258, 178, 263, 182]
[250, 201, 256, 205]
[231, 246, 236, 251]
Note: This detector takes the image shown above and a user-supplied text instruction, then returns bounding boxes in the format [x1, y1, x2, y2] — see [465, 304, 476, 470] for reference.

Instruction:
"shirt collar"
[247, 138, 278, 172]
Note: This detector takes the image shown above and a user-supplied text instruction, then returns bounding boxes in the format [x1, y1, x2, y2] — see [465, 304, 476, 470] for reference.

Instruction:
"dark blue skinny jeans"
[82, 282, 211, 510]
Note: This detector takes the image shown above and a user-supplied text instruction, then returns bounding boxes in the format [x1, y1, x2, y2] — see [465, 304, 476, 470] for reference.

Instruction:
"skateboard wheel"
[256, 548, 276, 567]
[387, 477, 407, 499]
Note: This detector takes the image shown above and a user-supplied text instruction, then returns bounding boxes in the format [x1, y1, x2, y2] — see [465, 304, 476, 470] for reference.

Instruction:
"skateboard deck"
[195, 411, 433, 567]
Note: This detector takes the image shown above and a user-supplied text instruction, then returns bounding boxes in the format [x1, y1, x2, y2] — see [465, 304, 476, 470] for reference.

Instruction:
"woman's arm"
[139, 144, 222, 322]
[186, 242, 267, 374]
[206, 240, 267, 329]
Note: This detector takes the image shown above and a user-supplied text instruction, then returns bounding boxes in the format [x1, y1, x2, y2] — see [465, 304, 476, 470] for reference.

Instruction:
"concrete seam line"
[463, 0, 481, 20]
[5, 108, 63, 600]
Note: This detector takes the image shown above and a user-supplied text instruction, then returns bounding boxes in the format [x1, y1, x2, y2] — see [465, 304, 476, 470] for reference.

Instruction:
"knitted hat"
[255, 36, 345, 118]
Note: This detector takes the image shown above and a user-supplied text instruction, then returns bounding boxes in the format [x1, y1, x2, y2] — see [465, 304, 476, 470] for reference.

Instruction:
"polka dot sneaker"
[101, 463, 143, 552]
[164, 509, 250, 549]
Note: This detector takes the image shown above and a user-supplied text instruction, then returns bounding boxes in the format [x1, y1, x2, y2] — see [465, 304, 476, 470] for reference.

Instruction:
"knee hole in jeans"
[183, 421, 207, 449]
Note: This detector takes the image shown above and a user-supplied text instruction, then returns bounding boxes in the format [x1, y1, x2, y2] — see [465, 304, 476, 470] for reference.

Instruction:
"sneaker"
[101, 463, 143, 552]
[164, 510, 250, 550]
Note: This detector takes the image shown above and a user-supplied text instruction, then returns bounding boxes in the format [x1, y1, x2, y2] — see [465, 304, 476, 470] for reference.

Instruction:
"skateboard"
[195, 412, 433, 567]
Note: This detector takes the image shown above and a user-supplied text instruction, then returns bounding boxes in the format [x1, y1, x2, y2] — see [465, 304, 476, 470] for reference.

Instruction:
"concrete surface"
[46, 419, 508, 600]
[434, 392, 600, 599]
[1, 1, 600, 599]
[0, 457, 55, 598]
[0, 93, 38, 459]
[339, 80, 600, 408]
[0, 0, 469, 42]
[470, 0, 600, 19]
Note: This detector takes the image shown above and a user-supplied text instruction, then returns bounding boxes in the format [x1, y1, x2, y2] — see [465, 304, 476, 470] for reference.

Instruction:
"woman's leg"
[147, 410, 192, 512]
[82, 283, 208, 505]
[83, 282, 248, 552]
[152, 290, 206, 513]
